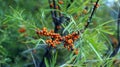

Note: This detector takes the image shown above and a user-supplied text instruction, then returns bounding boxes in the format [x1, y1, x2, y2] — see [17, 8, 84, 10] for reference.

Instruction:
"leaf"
[44, 58, 49, 67]
[98, 20, 115, 27]
[0, 46, 7, 56]
[101, 29, 114, 35]
[86, 40, 103, 61]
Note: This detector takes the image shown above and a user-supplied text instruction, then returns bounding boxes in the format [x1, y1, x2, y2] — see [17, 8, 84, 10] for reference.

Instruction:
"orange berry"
[73, 37, 78, 40]
[65, 36, 69, 39]
[93, 3, 100, 8]
[57, 41, 61, 44]
[70, 44, 74, 47]
[58, 0, 64, 4]
[74, 49, 79, 55]
[40, 31, 44, 35]
[50, 30, 54, 33]
[67, 46, 70, 51]
[43, 32, 47, 35]
[19, 27, 26, 33]
[83, 9, 88, 14]
[51, 43, 56, 47]
[50, 3, 54, 8]
[59, 37, 63, 41]
[56, 6, 59, 9]
[51, 36, 54, 38]
[68, 34, 72, 37]
[72, 32, 76, 36]
[46, 33, 49, 36]
[42, 27, 47, 30]
[42, 27, 47, 33]
[67, 39, 73, 44]
[49, 33, 52, 36]
[36, 30, 40, 34]
[46, 40, 49, 43]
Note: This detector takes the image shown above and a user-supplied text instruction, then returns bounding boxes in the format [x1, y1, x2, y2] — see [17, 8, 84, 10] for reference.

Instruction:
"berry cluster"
[63, 32, 79, 51]
[36, 27, 80, 53]
[36, 27, 62, 47]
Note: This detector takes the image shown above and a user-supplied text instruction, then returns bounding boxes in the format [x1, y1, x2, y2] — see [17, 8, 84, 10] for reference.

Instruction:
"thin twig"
[58, 0, 62, 16]
[48, 0, 55, 22]
[53, 0, 57, 18]
[84, 0, 100, 29]
[48, 0, 59, 33]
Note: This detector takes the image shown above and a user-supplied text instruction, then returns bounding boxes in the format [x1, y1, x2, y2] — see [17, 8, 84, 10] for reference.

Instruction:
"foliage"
[0, 0, 120, 67]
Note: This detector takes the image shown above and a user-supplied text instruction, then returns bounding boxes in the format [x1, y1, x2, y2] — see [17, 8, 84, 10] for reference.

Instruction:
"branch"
[48, 0, 55, 22]
[53, 0, 57, 18]
[84, 0, 100, 29]
[110, 10, 120, 57]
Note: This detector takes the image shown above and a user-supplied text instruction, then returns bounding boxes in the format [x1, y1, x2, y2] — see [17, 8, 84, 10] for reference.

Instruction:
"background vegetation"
[0, 0, 120, 67]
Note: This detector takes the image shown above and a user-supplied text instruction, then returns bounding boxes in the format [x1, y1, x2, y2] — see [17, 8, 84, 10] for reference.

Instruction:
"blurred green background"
[0, 0, 120, 67]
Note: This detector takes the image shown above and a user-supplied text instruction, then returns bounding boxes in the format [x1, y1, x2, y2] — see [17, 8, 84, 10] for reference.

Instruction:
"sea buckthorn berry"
[50, 3, 54, 8]
[72, 32, 76, 35]
[59, 37, 63, 41]
[43, 32, 47, 35]
[56, 6, 59, 9]
[93, 3, 100, 8]
[49, 33, 52, 36]
[67, 46, 70, 51]
[46, 33, 49, 36]
[83, 9, 88, 14]
[57, 41, 61, 44]
[67, 39, 73, 44]
[36, 30, 40, 34]
[40, 31, 44, 35]
[42, 27, 47, 32]
[46, 40, 50, 43]
[65, 36, 69, 39]
[50, 30, 54, 33]
[68, 34, 72, 37]
[19, 27, 26, 33]
[51, 43, 56, 47]
[58, 0, 63, 4]
[74, 49, 79, 55]
[74, 35, 79, 40]
[42, 27, 47, 30]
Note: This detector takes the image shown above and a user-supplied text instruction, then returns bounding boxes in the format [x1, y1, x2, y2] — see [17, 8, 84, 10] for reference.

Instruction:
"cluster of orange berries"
[36, 27, 80, 53]
[63, 32, 79, 51]
[36, 27, 62, 47]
